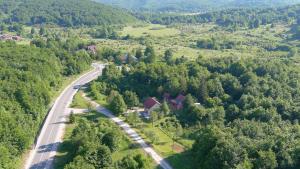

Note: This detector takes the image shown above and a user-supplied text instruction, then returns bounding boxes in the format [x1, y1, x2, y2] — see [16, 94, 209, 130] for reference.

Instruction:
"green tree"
[65, 156, 95, 169]
[123, 91, 139, 108]
[164, 49, 173, 64]
[144, 45, 156, 63]
[145, 131, 159, 144]
[150, 111, 159, 127]
[31, 27, 35, 34]
[255, 150, 278, 169]
[135, 48, 143, 59]
[126, 112, 141, 127]
[102, 132, 120, 152]
[109, 93, 127, 116]
[84, 145, 112, 169]
[69, 111, 75, 124]
[117, 155, 139, 169]
[39, 26, 46, 36]
[161, 101, 170, 116]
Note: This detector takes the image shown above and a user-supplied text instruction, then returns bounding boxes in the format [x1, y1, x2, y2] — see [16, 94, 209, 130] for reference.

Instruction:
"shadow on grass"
[81, 111, 106, 122]
[53, 140, 77, 169]
[164, 150, 196, 169]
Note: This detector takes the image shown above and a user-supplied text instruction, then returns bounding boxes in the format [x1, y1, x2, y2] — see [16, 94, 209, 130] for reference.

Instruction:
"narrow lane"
[84, 96, 173, 169]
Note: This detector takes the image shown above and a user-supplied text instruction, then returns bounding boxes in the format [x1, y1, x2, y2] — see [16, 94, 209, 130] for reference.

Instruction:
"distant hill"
[146, 4, 300, 28]
[0, 0, 137, 26]
[95, 0, 300, 12]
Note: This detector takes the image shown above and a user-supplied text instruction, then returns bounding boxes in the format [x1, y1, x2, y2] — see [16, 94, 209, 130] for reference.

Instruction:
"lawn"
[133, 120, 195, 169]
[70, 90, 91, 109]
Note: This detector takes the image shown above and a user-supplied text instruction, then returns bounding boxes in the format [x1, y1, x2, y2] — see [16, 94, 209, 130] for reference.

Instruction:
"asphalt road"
[25, 63, 104, 169]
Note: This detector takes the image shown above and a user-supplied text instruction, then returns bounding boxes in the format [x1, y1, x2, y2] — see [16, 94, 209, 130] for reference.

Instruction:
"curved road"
[25, 63, 104, 169]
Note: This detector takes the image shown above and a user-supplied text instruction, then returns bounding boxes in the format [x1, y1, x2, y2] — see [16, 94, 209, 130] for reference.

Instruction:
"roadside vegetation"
[54, 111, 158, 169]
[1, 0, 300, 169]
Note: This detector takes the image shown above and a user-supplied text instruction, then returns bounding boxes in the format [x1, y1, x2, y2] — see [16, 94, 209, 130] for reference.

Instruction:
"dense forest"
[0, 32, 93, 167]
[145, 4, 300, 28]
[0, 0, 137, 27]
[96, 0, 300, 12]
[90, 49, 300, 169]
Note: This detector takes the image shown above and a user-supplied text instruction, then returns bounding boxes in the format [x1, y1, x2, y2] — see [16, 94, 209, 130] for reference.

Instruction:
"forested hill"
[146, 4, 300, 27]
[0, 0, 137, 27]
[95, 0, 300, 12]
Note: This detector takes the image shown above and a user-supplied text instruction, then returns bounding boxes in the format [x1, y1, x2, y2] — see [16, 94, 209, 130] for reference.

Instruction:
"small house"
[170, 94, 186, 110]
[143, 97, 161, 117]
[87, 45, 97, 55]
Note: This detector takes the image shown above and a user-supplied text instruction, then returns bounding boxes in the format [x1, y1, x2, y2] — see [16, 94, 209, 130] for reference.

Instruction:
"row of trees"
[196, 37, 238, 50]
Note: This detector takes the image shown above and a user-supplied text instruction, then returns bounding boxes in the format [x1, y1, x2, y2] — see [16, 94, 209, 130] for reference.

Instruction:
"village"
[0, 34, 22, 41]
[141, 94, 186, 119]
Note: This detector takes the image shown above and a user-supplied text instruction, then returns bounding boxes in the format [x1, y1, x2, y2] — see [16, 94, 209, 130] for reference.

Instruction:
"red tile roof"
[175, 94, 185, 103]
[144, 97, 160, 109]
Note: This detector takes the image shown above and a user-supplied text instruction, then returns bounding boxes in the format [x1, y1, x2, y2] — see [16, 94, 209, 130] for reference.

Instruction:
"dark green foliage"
[109, 92, 127, 116]
[84, 145, 112, 169]
[147, 4, 300, 29]
[89, 26, 119, 39]
[123, 91, 140, 108]
[65, 156, 95, 169]
[196, 38, 237, 50]
[65, 119, 122, 169]
[0, 0, 137, 27]
[0, 42, 63, 167]
[116, 154, 150, 169]
[144, 45, 157, 63]
[161, 101, 170, 115]
[164, 49, 173, 64]
[102, 132, 120, 152]
[92, 56, 300, 169]
[97, 0, 300, 12]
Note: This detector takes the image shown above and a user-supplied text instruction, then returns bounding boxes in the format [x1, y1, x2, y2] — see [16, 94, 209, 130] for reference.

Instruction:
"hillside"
[0, 0, 137, 26]
[145, 4, 300, 28]
[95, 0, 300, 12]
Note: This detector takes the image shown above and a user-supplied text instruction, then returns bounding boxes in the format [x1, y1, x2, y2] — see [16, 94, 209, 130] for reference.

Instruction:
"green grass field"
[133, 119, 195, 169]
[92, 23, 291, 60]
[70, 90, 90, 109]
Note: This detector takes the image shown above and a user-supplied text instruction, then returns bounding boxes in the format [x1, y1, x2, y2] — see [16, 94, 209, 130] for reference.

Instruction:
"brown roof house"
[0, 34, 22, 41]
[87, 45, 97, 55]
[143, 97, 161, 119]
[170, 94, 186, 110]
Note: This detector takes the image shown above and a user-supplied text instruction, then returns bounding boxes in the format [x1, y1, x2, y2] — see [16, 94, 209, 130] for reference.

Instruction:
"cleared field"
[94, 23, 291, 60]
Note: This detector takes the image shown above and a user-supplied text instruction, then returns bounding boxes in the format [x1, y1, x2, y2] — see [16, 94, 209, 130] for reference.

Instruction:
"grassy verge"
[70, 90, 91, 109]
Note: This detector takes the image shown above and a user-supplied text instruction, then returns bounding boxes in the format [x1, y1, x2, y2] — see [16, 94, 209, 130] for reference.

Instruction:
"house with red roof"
[170, 94, 186, 110]
[87, 45, 97, 54]
[143, 97, 161, 117]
